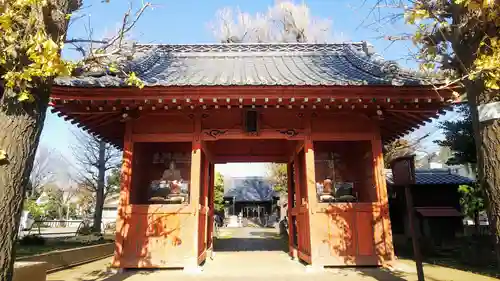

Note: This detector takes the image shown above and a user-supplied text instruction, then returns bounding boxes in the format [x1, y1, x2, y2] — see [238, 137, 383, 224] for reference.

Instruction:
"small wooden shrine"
[50, 42, 455, 269]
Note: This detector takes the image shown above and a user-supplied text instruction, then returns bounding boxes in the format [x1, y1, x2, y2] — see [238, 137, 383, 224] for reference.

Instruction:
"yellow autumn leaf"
[17, 90, 34, 102]
[0, 149, 7, 161]
[467, 1, 482, 10]
[0, 15, 12, 30]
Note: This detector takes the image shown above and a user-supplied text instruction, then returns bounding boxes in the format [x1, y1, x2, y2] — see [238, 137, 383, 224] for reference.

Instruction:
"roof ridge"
[133, 42, 371, 56]
[135, 41, 367, 47]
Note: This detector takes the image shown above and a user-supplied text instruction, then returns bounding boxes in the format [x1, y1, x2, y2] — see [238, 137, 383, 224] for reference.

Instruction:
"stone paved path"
[213, 226, 288, 252]
[47, 227, 499, 281]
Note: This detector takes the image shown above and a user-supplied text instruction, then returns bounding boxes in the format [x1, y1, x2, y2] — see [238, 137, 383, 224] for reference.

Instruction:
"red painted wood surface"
[110, 109, 395, 269]
[113, 206, 195, 268]
[197, 152, 209, 263]
[312, 203, 391, 266]
[206, 163, 215, 250]
[295, 149, 312, 263]
[287, 162, 296, 258]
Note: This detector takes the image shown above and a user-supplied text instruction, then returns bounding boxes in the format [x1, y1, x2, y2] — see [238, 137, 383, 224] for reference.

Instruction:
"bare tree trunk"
[66, 205, 70, 221]
[474, 211, 480, 236]
[58, 205, 63, 219]
[466, 80, 500, 268]
[0, 87, 50, 281]
[92, 141, 106, 233]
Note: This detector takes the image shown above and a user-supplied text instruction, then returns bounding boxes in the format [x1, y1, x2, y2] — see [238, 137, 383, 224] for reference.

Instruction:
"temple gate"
[50, 43, 455, 269]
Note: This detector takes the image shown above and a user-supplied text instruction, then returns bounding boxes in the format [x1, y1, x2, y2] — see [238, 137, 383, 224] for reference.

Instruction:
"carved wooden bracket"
[277, 129, 299, 138]
[120, 108, 140, 122]
[204, 129, 228, 139]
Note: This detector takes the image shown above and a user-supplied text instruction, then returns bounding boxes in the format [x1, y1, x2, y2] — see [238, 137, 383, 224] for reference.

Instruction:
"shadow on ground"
[355, 268, 408, 281]
[50, 268, 154, 281]
[394, 236, 499, 279]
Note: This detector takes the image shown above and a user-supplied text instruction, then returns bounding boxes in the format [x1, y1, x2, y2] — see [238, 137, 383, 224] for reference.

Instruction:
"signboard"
[390, 155, 416, 186]
[478, 101, 500, 122]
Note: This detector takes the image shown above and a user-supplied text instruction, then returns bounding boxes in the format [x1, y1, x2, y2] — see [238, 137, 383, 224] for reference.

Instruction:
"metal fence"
[463, 225, 490, 236]
[26, 220, 86, 237]
[23, 220, 116, 237]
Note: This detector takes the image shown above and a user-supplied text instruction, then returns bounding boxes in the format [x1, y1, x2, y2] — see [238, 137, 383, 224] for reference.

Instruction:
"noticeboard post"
[390, 155, 425, 281]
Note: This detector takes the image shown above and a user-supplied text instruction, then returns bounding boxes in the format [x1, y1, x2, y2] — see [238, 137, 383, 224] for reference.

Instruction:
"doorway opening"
[211, 163, 287, 253]
[200, 139, 303, 269]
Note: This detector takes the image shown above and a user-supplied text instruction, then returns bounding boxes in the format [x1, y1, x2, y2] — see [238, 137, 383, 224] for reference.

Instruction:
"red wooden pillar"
[119, 121, 133, 206]
[293, 150, 306, 261]
[207, 163, 215, 249]
[113, 121, 133, 266]
[200, 153, 210, 257]
[189, 116, 203, 270]
[287, 161, 295, 258]
[371, 133, 395, 263]
[303, 137, 319, 266]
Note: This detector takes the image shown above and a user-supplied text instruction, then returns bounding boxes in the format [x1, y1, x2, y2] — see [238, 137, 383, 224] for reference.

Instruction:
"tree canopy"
[209, 1, 336, 43]
[0, 2, 149, 280]
[213, 172, 225, 213]
[435, 104, 484, 233]
[393, 0, 500, 265]
[383, 139, 415, 168]
[435, 105, 476, 165]
[267, 163, 288, 193]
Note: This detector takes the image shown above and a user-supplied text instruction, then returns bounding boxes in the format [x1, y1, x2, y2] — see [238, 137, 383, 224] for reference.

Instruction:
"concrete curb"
[16, 242, 115, 272]
[13, 261, 47, 281]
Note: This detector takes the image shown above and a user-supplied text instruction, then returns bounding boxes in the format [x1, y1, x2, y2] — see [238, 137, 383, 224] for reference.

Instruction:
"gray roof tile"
[386, 169, 474, 185]
[224, 176, 277, 202]
[55, 42, 432, 88]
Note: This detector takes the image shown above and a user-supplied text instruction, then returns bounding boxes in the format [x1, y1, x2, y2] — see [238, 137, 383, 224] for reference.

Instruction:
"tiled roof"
[224, 176, 278, 202]
[386, 169, 474, 185]
[415, 207, 463, 217]
[54, 42, 433, 88]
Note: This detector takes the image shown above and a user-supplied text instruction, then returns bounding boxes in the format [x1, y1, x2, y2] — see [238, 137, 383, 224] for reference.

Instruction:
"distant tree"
[435, 105, 476, 165]
[72, 132, 121, 232]
[267, 163, 288, 193]
[209, 0, 337, 43]
[435, 104, 483, 234]
[383, 139, 415, 168]
[214, 172, 225, 213]
[27, 146, 60, 199]
[42, 183, 77, 220]
[22, 199, 45, 221]
[105, 168, 122, 196]
[75, 187, 95, 218]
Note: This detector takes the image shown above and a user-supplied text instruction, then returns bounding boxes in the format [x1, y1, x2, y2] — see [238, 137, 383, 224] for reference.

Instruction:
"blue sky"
[40, 0, 456, 177]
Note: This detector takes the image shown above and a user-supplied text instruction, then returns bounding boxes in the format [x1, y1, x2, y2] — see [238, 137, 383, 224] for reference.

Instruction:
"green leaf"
[18, 90, 34, 102]
[108, 63, 118, 73]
